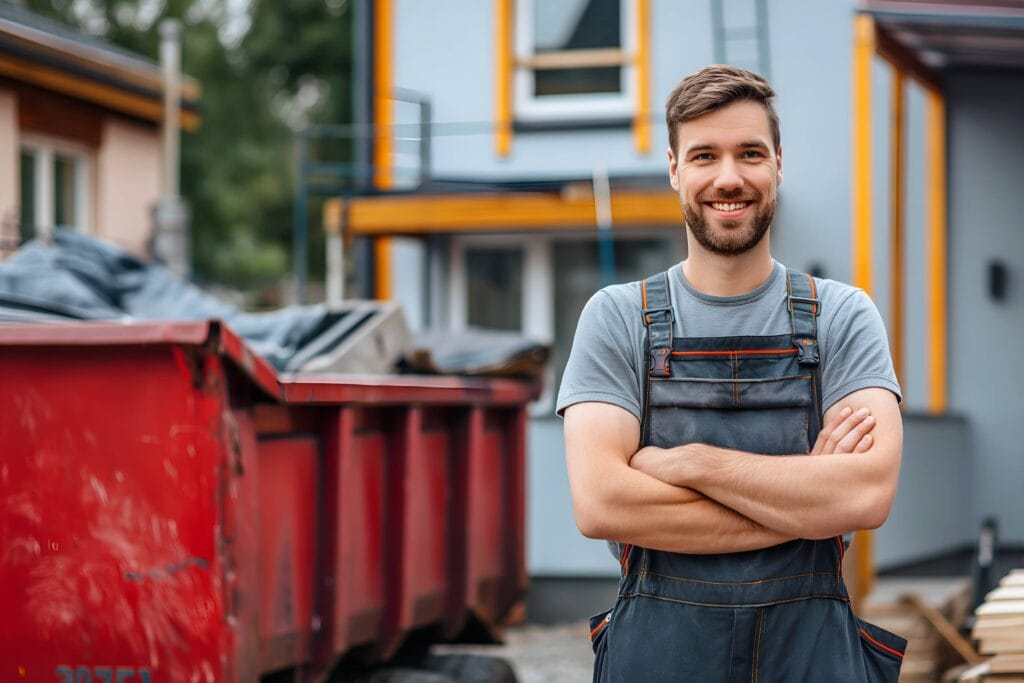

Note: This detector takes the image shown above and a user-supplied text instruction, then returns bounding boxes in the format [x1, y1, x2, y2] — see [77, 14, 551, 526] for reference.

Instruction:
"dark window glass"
[53, 154, 77, 228]
[533, 0, 621, 97]
[466, 247, 523, 331]
[19, 152, 36, 243]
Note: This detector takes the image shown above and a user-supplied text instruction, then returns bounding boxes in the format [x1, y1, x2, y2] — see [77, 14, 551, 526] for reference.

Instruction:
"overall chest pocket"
[647, 375, 815, 455]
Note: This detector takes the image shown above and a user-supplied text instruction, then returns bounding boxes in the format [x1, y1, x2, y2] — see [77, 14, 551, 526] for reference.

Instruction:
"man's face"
[668, 100, 782, 256]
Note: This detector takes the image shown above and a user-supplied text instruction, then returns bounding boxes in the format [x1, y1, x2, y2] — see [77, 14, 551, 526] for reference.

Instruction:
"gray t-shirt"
[557, 260, 900, 419]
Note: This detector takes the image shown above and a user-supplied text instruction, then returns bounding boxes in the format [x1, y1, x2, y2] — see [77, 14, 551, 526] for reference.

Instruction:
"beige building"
[0, 4, 198, 258]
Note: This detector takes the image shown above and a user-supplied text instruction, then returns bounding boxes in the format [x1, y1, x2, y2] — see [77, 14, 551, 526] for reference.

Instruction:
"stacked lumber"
[956, 569, 1024, 682]
[862, 578, 973, 682]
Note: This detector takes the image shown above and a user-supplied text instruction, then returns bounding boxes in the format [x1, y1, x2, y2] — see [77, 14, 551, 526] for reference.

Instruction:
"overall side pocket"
[588, 608, 613, 683]
[857, 617, 907, 683]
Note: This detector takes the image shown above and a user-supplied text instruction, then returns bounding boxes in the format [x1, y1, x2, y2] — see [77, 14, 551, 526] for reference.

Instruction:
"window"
[514, 0, 635, 121]
[465, 246, 524, 331]
[447, 232, 681, 413]
[19, 135, 92, 242]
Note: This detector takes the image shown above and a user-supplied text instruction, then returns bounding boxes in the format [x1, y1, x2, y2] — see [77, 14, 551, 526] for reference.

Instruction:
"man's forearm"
[575, 462, 793, 554]
[649, 444, 896, 539]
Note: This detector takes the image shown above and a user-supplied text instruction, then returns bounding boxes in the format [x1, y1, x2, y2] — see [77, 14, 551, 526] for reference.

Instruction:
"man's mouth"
[708, 201, 750, 211]
[704, 200, 755, 216]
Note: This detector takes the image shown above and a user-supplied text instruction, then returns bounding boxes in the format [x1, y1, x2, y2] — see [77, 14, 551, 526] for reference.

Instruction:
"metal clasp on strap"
[649, 347, 672, 377]
[642, 306, 673, 326]
[788, 295, 821, 315]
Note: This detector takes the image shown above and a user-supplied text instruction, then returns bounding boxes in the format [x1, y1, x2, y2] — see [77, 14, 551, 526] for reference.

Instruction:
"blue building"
[335, 0, 1024, 613]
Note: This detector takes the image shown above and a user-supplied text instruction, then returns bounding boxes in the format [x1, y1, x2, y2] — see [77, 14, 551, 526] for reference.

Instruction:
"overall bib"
[588, 269, 907, 682]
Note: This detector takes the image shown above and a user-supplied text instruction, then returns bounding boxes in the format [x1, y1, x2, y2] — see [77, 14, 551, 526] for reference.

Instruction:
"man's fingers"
[812, 406, 852, 454]
[835, 414, 875, 453]
[854, 433, 873, 453]
[820, 407, 871, 454]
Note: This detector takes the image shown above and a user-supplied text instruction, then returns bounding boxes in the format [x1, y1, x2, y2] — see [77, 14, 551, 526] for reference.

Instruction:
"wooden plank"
[903, 592, 984, 664]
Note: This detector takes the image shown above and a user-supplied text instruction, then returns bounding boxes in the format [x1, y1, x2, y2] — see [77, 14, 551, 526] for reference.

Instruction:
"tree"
[12, 0, 353, 295]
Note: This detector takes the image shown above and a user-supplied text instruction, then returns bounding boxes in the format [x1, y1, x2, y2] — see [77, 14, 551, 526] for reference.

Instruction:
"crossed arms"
[563, 387, 902, 554]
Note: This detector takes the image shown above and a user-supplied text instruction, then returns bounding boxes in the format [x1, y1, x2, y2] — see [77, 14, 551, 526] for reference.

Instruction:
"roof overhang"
[860, 1, 1024, 75]
[0, 9, 200, 129]
[341, 188, 683, 237]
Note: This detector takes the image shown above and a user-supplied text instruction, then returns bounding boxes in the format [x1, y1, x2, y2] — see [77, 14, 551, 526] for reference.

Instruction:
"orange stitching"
[806, 274, 818, 315]
[642, 279, 648, 308]
[670, 349, 799, 357]
[859, 629, 905, 658]
[590, 616, 609, 640]
[620, 543, 632, 573]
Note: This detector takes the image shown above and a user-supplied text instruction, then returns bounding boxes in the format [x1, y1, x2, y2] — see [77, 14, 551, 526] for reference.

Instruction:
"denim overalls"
[588, 269, 907, 682]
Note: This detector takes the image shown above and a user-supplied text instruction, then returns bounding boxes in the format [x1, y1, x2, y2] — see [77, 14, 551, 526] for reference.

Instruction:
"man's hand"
[810, 406, 875, 455]
[630, 404, 877, 483]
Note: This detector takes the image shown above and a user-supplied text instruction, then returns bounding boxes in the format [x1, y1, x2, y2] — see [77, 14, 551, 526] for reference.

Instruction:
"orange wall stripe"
[889, 68, 905, 387]
[374, 236, 392, 300]
[633, 0, 651, 154]
[372, 0, 394, 299]
[494, 0, 513, 157]
[927, 88, 947, 413]
[851, 14, 875, 298]
[373, 0, 393, 190]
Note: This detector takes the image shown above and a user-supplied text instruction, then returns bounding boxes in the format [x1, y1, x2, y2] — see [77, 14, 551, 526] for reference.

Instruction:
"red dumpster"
[0, 320, 535, 682]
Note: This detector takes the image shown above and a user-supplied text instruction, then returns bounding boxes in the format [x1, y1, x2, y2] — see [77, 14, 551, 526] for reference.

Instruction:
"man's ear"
[668, 147, 679, 191]
[776, 145, 783, 187]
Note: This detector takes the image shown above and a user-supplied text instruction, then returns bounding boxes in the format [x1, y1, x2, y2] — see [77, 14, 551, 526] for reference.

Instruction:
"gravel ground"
[434, 622, 594, 683]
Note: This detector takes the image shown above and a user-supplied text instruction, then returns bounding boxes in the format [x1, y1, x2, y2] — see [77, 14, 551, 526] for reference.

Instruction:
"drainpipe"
[151, 18, 190, 280]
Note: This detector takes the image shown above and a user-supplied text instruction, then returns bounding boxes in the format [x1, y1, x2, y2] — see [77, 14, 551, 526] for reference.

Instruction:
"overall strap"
[786, 269, 820, 366]
[786, 268, 823, 442]
[641, 271, 674, 378]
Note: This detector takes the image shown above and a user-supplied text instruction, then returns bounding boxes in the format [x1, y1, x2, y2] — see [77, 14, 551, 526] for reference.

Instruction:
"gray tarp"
[0, 230, 550, 378]
[0, 230, 331, 370]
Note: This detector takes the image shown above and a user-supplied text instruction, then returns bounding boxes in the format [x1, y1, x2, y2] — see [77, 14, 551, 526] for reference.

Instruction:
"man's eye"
[692, 153, 714, 161]
[741, 150, 766, 159]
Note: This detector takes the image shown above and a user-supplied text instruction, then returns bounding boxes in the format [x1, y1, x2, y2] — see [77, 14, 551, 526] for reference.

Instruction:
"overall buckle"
[649, 347, 672, 377]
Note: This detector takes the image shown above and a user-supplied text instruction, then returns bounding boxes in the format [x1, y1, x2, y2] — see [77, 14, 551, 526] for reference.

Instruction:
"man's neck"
[681, 239, 775, 297]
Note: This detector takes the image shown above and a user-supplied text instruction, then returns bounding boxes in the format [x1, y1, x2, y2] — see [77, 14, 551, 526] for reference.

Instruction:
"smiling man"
[557, 65, 907, 681]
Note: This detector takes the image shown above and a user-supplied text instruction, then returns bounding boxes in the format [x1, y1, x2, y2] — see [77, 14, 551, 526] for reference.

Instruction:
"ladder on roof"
[710, 0, 772, 80]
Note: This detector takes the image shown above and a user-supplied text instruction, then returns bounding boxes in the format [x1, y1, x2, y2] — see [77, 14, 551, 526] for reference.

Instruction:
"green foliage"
[12, 0, 353, 289]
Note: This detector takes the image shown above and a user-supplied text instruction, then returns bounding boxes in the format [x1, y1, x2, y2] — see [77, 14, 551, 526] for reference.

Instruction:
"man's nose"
[713, 158, 743, 191]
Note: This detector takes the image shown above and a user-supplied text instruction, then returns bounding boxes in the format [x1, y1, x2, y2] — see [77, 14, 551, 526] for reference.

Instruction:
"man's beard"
[683, 191, 776, 256]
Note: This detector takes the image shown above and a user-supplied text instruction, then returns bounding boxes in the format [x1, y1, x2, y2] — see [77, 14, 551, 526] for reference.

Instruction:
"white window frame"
[514, 0, 637, 122]
[19, 133, 93, 239]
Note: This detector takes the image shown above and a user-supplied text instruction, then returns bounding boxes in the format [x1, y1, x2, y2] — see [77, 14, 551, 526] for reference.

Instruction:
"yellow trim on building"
[373, 0, 393, 190]
[851, 14, 875, 298]
[889, 68, 905, 387]
[494, 0, 512, 157]
[633, 0, 651, 154]
[346, 189, 681, 236]
[927, 89, 947, 413]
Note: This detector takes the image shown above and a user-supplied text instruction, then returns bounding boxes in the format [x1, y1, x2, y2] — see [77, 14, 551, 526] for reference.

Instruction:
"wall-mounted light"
[988, 260, 1009, 302]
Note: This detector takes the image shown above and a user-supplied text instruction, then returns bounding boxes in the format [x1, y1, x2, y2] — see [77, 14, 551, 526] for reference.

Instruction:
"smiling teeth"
[711, 202, 746, 211]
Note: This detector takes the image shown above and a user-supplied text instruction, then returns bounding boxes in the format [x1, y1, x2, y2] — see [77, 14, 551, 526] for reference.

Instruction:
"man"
[557, 65, 907, 681]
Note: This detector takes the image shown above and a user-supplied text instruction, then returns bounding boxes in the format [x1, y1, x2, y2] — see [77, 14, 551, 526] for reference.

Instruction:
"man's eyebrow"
[683, 143, 715, 155]
[738, 140, 771, 150]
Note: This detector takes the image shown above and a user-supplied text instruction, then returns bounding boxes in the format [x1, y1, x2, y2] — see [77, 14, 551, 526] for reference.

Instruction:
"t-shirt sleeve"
[820, 288, 902, 413]
[556, 288, 643, 419]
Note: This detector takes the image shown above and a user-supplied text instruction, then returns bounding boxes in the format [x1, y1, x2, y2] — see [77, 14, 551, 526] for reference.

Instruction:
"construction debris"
[955, 569, 1024, 682]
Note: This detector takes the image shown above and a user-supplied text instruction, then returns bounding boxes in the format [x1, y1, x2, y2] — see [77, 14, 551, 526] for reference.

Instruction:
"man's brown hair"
[665, 64, 780, 156]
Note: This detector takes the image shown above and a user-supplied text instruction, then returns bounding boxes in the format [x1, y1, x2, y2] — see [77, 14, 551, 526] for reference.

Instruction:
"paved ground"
[435, 622, 594, 683]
